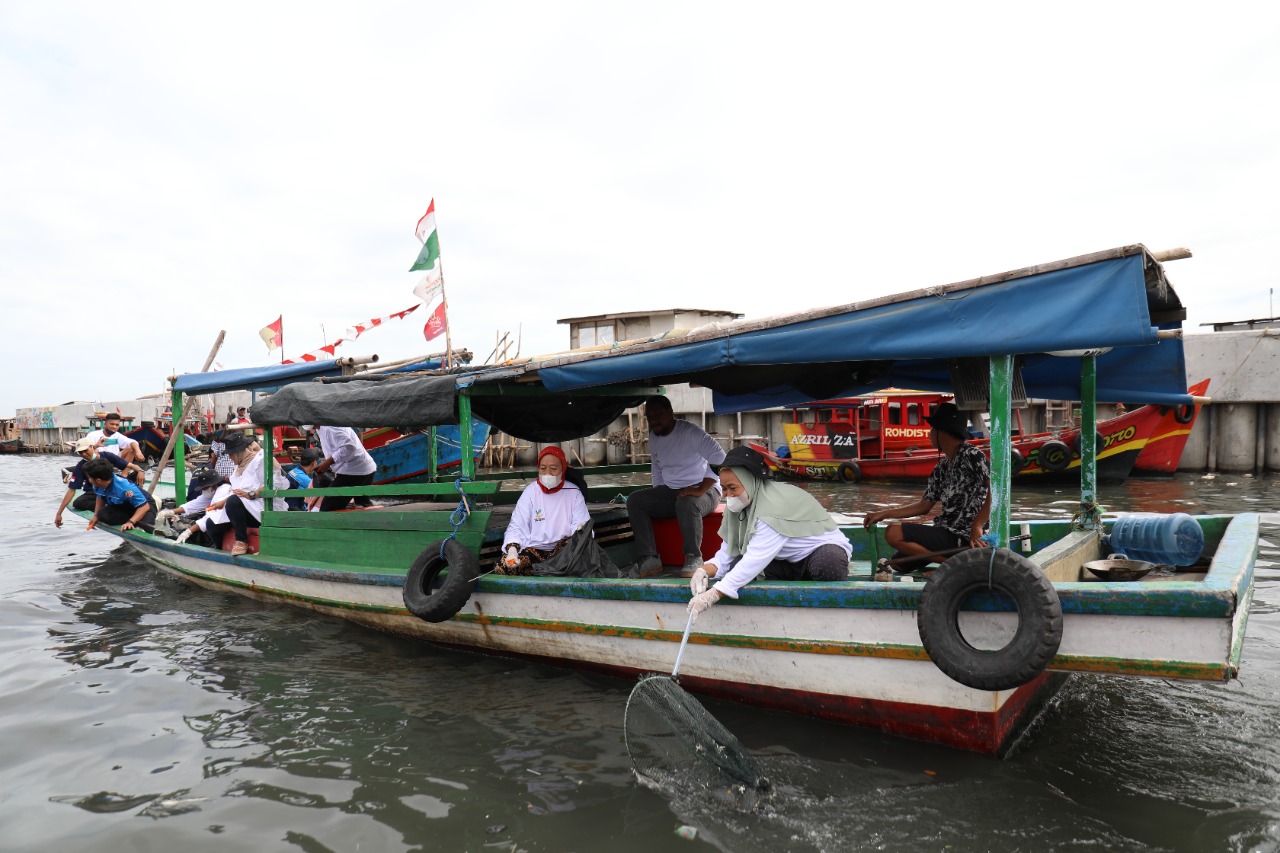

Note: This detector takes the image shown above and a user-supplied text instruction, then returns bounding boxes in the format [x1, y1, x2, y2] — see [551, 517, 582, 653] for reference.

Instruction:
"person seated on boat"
[155, 466, 225, 540]
[861, 402, 991, 573]
[687, 446, 851, 621]
[54, 436, 146, 528]
[208, 429, 239, 482]
[314, 425, 378, 511]
[200, 430, 286, 555]
[85, 413, 144, 466]
[82, 457, 157, 534]
[495, 446, 591, 575]
[625, 395, 727, 577]
[280, 448, 318, 511]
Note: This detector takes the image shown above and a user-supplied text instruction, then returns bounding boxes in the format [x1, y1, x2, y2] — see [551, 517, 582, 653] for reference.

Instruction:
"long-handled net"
[624, 613, 769, 792]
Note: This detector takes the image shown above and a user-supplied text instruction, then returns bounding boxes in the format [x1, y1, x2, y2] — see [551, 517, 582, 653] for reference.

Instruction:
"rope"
[980, 533, 1000, 588]
[439, 477, 472, 559]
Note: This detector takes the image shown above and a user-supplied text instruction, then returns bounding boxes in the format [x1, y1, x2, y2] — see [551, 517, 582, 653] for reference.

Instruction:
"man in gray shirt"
[626, 396, 726, 577]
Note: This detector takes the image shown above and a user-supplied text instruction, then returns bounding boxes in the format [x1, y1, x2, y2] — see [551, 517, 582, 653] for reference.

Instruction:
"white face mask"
[539, 474, 562, 490]
[725, 494, 751, 513]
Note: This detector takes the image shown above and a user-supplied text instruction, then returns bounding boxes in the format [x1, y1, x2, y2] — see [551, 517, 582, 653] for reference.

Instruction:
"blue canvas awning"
[172, 356, 447, 396]
[511, 246, 1193, 411]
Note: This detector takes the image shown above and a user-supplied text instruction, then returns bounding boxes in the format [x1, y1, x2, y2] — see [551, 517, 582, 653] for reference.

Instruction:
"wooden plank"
[261, 510, 492, 533]
[258, 526, 484, 568]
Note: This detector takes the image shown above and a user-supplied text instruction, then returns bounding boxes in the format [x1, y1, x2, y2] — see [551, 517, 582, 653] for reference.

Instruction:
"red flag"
[259, 315, 283, 351]
[346, 303, 420, 340]
[423, 301, 447, 342]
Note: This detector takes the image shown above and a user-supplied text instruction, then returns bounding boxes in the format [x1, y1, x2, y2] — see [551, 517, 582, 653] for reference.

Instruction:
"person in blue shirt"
[55, 436, 145, 528]
[83, 457, 157, 533]
[282, 448, 321, 511]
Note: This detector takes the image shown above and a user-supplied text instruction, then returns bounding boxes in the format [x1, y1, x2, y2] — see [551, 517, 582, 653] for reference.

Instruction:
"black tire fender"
[917, 549, 1063, 691]
[1009, 448, 1026, 476]
[836, 461, 861, 483]
[403, 538, 479, 623]
[1038, 439, 1072, 472]
[1174, 404, 1195, 424]
[1071, 430, 1106, 457]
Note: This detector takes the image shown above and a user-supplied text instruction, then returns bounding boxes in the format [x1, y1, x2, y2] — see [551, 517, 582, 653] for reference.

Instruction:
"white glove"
[687, 589, 721, 623]
[175, 527, 194, 544]
[689, 568, 710, 596]
[503, 545, 520, 568]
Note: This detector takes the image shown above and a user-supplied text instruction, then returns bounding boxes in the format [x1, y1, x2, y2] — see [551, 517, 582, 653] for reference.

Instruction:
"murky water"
[2, 455, 1278, 852]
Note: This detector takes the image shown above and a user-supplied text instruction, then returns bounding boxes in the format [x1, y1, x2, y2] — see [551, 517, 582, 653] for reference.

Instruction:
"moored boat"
[1131, 378, 1210, 476]
[75, 244, 1258, 754]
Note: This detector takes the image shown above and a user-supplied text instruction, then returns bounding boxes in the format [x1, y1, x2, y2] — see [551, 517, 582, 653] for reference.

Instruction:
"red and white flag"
[345, 303, 420, 340]
[282, 339, 345, 365]
[423, 301, 447, 342]
[258, 315, 283, 351]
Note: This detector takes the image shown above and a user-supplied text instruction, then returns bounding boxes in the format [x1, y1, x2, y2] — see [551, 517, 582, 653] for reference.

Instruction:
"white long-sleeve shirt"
[650, 420, 726, 494]
[228, 451, 287, 521]
[318, 426, 377, 476]
[502, 481, 591, 551]
[708, 521, 852, 598]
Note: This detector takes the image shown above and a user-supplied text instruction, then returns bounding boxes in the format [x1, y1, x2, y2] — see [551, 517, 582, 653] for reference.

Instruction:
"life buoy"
[1009, 448, 1026, 476]
[1038, 439, 1071, 472]
[836, 461, 861, 483]
[917, 549, 1063, 691]
[403, 538, 479, 623]
[1174, 404, 1195, 424]
[1070, 430, 1106, 457]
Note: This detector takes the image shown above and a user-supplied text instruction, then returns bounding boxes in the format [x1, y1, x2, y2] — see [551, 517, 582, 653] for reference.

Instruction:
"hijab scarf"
[717, 466, 838, 557]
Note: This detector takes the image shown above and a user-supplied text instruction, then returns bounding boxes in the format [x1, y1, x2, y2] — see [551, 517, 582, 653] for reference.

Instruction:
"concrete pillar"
[1179, 411, 1211, 471]
[1215, 403, 1258, 472]
[582, 430, 606, 466]
[1266, 404, 1280, 472]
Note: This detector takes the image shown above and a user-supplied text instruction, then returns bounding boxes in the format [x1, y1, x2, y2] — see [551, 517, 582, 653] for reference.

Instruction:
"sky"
[2, 2, 1278, 414]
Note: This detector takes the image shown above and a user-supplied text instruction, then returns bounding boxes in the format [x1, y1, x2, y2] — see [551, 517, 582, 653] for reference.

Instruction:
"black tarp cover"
[251, 375, 459, 428]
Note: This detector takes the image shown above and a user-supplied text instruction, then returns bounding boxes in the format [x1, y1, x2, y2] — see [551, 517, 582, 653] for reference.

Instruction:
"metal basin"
[1084, 558, 1155, 582]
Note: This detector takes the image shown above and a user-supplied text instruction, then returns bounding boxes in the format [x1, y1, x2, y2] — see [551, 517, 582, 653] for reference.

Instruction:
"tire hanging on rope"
[836, 461, 861, 483]
[917, 548, 1063, 691]
[403, 538, 479, 623]
[1174, 404, 1195, 424]
[1038, 439, 1072, 473]
[1009, 448, 1027, 476]
[1071, 430, 1106, 458]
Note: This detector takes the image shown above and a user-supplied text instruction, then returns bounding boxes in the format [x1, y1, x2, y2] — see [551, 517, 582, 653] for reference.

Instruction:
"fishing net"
[624, 674, 770, 792]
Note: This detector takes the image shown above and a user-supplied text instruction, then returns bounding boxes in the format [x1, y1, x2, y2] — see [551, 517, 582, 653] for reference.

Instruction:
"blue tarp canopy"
[514, 246, 1194, 411]
[172, 357, 446, 396]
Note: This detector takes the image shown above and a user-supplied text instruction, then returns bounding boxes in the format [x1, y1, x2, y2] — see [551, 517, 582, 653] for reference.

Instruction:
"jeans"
[625, 485, 720, 561]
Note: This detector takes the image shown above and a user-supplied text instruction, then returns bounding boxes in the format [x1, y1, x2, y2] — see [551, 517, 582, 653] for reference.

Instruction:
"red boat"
[749, 387, 1202, 484]
[1131, 379, 1209, 476]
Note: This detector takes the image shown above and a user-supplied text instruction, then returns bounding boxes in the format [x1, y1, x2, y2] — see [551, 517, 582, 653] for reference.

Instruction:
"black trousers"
[205, 495, 261, 544]
[319, 472, 375, 512]
[72, 492, 97, 511]
[98, 498, 157, 532]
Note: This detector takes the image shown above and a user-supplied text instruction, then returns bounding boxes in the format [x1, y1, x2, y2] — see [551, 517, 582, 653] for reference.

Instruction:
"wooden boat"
[750, 388, 1180, 484]
[0, 437, 23, 454]
[76, 245, 1258, 754]
[1131, 378, 1210, 476]
[362, 424, 493, 484]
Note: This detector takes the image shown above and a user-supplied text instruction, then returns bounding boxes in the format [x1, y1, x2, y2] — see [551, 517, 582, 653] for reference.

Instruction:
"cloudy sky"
[2, 3, 1277, 414]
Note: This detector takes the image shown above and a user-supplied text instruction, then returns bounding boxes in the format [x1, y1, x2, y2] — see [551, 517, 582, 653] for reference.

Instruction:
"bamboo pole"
[149, 331, 225, 495]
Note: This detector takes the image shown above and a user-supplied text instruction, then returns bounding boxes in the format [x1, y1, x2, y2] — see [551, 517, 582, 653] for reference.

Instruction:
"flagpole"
[436, 226, 454, 369]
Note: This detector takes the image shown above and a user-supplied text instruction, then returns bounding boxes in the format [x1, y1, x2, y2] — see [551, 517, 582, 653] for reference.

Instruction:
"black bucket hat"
[925, 403, 969, 440]
[189, 466, 223, 491]
[220, 431, 253, 453]
[720, 445, 768, 480]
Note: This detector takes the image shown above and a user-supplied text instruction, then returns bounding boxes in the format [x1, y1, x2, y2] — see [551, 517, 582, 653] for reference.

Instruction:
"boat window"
[818, 410, 833, 423]
[907, 404, 920, 426]
[887, 403, 901, 425]
[832, 408, 853, 424]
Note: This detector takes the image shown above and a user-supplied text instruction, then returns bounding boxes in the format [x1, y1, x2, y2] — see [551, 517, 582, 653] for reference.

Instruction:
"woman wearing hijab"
[687, 445, 851, 621]
[201, 431, 287, 555]
[495, 446, 590, 575]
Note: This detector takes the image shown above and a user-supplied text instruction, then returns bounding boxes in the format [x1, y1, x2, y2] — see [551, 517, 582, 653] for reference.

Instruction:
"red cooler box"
[219, 528, 261, 554]
[653, 504, 723, 566]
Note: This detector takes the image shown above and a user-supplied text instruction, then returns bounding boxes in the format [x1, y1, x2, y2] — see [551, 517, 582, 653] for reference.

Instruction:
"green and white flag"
[410, 198, 441, 274]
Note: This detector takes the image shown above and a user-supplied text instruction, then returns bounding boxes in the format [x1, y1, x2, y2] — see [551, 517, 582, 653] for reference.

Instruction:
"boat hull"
[1131, 379, 1210, 477]
[102, 511, 1257, 755]
[365, 423, 493, 484]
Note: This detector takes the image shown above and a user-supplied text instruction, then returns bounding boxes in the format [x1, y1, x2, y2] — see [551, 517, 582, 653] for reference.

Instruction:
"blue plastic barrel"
[1107, 513, 1204, 566]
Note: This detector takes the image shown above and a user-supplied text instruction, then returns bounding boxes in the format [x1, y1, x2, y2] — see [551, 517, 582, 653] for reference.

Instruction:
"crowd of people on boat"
[59, 396, 991, 612]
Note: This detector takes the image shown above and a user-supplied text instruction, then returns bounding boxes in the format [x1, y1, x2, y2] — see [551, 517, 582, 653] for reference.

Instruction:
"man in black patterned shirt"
[862, 403, 991, 572]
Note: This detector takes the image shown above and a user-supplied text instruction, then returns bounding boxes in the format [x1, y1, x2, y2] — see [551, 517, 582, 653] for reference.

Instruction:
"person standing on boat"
[861, 402, 991, 572]
[687, 446, 851, 621]
[85, 413, 143, 465]
[495, 446, 591, 575]
[313, 426, 378, 511]
[201, 431, 287, 555]
[626, 396, 727, 576]
[54, 436, 146, 528]
[82, 457, 157, 533]
[232, 406, 252, 424]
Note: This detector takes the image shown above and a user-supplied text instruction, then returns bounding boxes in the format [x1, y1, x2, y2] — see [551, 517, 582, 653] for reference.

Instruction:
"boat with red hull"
[751, 387, 1202, 484]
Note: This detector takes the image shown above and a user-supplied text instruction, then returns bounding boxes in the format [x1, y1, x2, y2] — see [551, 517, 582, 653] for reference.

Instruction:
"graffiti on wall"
[16, 407, 57, 430]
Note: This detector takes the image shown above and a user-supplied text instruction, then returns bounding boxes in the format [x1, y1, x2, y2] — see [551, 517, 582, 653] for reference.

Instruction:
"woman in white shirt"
[495, 446, 590, 575]
[687, 445, 851, 621]
[200, 431, 287, 555]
